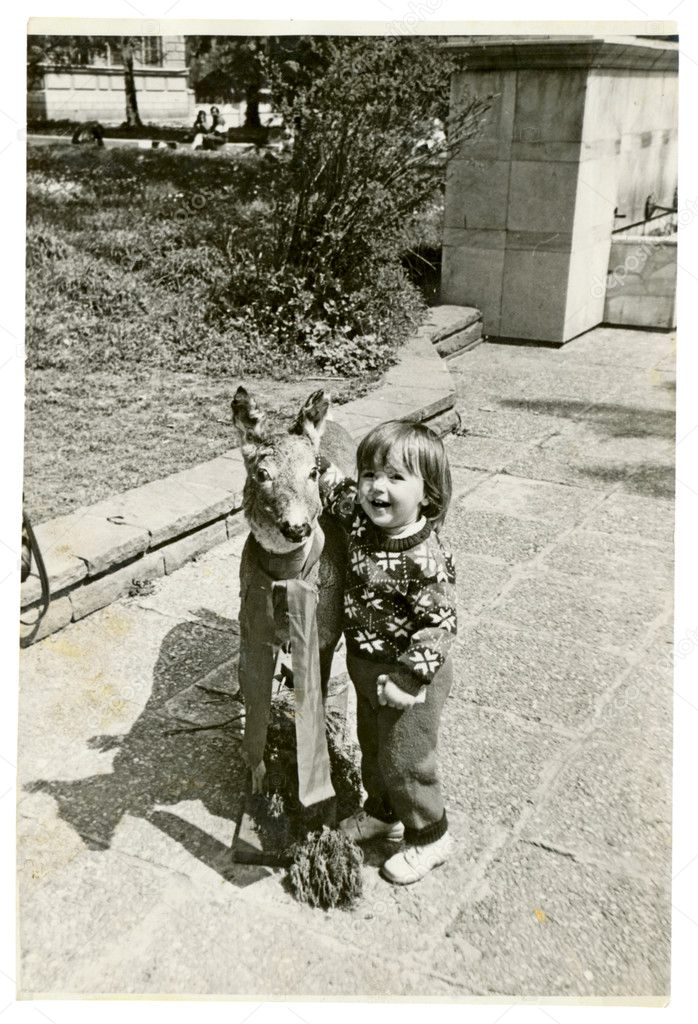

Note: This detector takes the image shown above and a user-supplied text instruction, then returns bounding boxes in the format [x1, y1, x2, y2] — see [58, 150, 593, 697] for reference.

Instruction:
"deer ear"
[232, 386, 266, 450]
[291, 389, 330, 450]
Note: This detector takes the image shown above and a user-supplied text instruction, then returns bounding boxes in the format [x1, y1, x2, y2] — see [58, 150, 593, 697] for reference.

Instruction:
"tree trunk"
[120, 38, 143, 129]
[244, 82, 262, 129]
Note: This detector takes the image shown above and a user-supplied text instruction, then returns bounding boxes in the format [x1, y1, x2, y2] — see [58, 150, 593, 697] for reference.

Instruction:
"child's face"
[358, 457, 426, 536]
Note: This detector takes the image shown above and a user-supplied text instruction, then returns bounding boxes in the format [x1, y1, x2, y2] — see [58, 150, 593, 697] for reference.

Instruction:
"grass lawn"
[23, 368, 363, 523]
[24, 145, 371, 522]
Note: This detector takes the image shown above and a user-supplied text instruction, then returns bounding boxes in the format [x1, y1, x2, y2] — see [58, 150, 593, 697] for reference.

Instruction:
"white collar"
[384, 516, 427, 540]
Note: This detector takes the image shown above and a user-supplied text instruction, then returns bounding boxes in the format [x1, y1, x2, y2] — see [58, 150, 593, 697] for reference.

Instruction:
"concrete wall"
[442, 37, 678, 344]
[566, 69, 678, 337]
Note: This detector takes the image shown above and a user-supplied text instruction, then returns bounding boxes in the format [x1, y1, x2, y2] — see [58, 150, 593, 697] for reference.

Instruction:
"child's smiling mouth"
[370, 499, 390, 509]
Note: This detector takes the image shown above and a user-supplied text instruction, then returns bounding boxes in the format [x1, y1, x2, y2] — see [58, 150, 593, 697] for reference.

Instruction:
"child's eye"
[390, 474, 404, 481]
[256, 467, 272, 483]
[309, 467, 319, 481]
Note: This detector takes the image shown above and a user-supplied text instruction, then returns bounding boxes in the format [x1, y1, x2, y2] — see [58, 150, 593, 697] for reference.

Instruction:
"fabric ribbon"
[238, 525, 335, 807]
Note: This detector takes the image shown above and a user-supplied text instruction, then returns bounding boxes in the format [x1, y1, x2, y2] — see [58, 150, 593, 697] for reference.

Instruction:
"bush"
[221, 36, 490, 375]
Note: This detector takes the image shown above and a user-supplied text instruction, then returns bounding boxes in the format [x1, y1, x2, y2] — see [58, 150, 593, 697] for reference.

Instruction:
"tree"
[186, 35, 329, 130]
[27, 35, 144, 128]
[187, 37, 265, 129]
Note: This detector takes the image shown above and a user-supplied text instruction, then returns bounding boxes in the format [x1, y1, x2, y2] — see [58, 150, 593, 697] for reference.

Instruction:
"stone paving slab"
[492, 571, 668, 653]
[69, 550, 166, 622]
[518, 656, 673, 879]
[445, 555, 512, 617]
[24, 516, 94, 594]
[554, 326, 675, 370]
[40, 513, 150, 577]
[540, 528, 673, 585]
[87, 476, 238, 549]
[343, 390, 452, 426]
[502, 448, 619, 492]
[449, 356, 629, 407]
[603, 651, 674, 752]
[121, 532, 246, 631]
[445, 503, 565, 565]
[459, 472, 597, 523]
[453, 620, 629, 730]
[449, 841, 670, 999]
[507, 433, 674, 502]
[165, 453, 245, 502]
[19, 594, 73, 645]
[422, 304, 481, 341]
[540, 423, 674, 461]
[520, 734, 672, 877]
[439, 705, 566, 860]
[436, 319, 483, 358]
[582, 491, 675, 545]
[455, 405, 565, 443]
[443, 432, 524, 473]
[449, 466, 489, 500]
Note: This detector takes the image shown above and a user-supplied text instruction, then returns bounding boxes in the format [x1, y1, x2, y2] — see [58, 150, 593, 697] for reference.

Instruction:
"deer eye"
[256, 467, 271, 483]
[309, 467, 319, 481]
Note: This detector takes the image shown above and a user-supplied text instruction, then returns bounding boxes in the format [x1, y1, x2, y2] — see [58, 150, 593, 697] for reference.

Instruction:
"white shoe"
[381, 832, 451, 884]
[339, 809, 404, 843]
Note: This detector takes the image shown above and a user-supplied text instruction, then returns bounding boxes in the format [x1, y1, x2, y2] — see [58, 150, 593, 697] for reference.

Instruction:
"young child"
[320, 419, 457, 885]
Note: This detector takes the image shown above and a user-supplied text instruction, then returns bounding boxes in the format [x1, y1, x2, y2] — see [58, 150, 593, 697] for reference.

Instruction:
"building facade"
[28, 35, 192, 125]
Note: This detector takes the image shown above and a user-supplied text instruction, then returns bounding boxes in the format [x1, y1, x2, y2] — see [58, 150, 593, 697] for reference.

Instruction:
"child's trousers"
[346, 652, 452, 846]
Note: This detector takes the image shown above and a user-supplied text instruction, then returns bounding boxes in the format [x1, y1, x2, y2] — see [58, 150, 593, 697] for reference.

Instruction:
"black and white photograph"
[2, 1, 696, 1011]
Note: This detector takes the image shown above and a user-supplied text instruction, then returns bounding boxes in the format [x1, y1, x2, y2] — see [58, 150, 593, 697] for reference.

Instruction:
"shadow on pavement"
[577, 462, 675, 499]
[25, 610, 271, 888]
[498, 397, 675, 498]
[500, 398, 674, 440]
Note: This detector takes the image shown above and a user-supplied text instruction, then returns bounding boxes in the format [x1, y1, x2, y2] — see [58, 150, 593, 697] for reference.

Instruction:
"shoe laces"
[403, 843, 427, 866]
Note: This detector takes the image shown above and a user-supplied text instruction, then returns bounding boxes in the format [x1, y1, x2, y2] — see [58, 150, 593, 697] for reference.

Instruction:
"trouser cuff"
[364, 795, 399, 824]
[404, 810, 448, 846]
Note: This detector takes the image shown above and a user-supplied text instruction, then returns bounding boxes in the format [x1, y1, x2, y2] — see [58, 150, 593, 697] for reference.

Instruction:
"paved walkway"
[17, 326, 675, 999]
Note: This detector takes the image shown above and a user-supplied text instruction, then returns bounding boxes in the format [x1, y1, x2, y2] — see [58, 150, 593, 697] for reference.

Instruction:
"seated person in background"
[203, 105, 228, 149]
[191, 109, 209, 150]
[71, 121, 104, 147]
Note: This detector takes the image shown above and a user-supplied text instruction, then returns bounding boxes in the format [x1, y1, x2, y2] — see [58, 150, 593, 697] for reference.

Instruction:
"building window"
[141, 37, 163, 67]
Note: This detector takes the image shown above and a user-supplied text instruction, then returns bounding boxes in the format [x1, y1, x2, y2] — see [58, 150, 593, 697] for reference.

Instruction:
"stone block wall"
[442, 36, 678, 345]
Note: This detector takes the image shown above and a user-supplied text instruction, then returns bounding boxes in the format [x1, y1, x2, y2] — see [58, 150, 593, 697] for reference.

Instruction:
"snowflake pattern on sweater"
[323, 479, 457, 687]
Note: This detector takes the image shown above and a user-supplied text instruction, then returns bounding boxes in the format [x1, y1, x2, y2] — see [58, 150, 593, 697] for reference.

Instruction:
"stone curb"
[20, 306, 474, 645]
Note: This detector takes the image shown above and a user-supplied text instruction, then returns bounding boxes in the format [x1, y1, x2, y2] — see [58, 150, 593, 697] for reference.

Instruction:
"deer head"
[232, 386, 330, 554]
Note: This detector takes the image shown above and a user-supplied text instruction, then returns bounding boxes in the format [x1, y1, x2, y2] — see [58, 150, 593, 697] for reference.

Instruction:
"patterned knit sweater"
[323, 479, 457, 693]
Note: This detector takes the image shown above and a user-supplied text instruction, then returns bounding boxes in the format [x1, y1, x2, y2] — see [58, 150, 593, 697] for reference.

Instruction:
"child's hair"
[356, 420, 452, 527]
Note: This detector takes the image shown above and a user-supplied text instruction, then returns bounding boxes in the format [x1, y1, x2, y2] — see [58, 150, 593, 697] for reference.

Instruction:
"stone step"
[436, 319, 484, 358]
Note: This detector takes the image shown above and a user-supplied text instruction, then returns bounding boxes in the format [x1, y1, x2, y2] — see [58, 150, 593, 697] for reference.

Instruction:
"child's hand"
[377, 674, 421, 710]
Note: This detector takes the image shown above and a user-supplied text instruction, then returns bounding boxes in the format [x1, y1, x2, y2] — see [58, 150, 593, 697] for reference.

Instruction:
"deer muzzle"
[280, 520, 313, 543]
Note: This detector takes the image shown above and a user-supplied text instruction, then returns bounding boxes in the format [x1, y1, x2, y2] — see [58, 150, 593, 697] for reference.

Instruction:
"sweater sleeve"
[395, 541, 457, 689]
